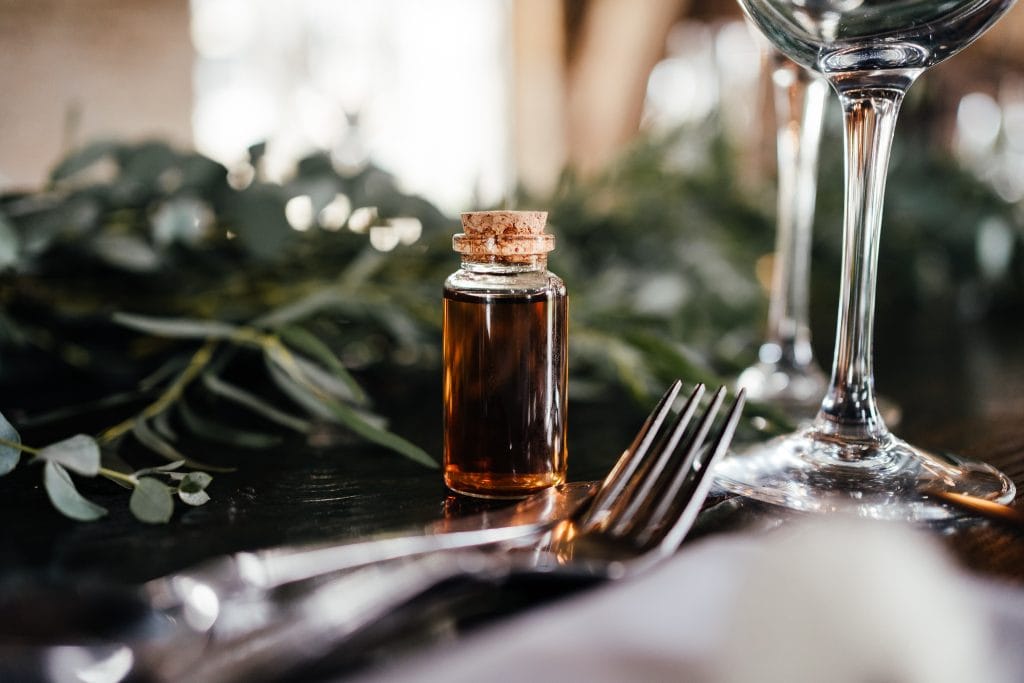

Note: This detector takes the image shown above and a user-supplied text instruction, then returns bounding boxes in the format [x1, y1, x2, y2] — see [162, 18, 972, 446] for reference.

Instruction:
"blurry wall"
[0, 0, 192, 190]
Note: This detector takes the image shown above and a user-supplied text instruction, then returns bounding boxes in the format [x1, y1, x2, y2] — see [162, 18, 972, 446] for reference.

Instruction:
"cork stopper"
[453, 211, 554, 259]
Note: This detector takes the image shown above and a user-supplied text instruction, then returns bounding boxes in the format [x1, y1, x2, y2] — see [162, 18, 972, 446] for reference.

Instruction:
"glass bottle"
[443, 211, 568, 498]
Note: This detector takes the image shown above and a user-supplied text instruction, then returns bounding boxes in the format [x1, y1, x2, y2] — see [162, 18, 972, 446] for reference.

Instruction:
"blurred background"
[1, 0, 1020, 207]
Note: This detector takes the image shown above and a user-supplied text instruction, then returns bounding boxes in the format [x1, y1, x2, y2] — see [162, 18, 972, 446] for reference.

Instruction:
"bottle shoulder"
[445, 268, 566, 298]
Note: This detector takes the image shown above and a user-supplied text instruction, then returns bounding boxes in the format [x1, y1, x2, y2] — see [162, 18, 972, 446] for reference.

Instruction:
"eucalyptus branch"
[0, 436, 34, 455]
[0, 426, 213, 523]
[97, 340, 219, 445]
[99, 467, 138, 487]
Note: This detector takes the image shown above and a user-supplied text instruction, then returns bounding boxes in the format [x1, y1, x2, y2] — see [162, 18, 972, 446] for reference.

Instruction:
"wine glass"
[737, 50, 831, 421]
[716, 0, 1018, 520]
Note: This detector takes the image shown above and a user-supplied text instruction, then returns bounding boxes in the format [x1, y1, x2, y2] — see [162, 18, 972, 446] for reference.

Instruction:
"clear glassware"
[716, 0, 1018, 520]
[737, 51, 830, 421]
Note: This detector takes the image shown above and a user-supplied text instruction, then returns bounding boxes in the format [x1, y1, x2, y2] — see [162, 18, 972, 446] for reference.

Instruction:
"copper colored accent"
[930, 490, 1024, 528]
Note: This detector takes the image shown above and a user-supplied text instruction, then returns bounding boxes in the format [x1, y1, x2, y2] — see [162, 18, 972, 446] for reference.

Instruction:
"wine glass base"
[714, 426, 1015, 522]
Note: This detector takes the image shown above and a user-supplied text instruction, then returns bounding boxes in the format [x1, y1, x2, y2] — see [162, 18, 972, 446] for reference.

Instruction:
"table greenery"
[0, 109, 1018, 523]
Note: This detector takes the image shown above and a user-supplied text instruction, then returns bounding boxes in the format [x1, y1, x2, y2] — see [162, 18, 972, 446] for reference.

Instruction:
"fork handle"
[145, 525, 541, 613]
[160, 551, 512, 683]
[145, 484, 597, 613]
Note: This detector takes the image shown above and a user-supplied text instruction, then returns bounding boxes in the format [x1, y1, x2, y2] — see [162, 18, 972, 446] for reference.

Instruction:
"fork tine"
[634, 388, 745, 552]
[602, 384, 708, 536]
[617, 386, 725, 539]
[579, 380, 690, 529]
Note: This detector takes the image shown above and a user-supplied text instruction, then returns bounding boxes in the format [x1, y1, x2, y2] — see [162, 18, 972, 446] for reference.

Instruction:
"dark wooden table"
[1, 307, 1023, 679]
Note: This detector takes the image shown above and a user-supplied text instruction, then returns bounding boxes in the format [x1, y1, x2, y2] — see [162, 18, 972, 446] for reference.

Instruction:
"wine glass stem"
[818, 87, 907, 439]
[765, 58, 828, 369]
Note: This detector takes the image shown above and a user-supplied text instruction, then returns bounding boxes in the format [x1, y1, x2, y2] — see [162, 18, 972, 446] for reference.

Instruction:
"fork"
[159, 383, 746, 683]
[148, 378, 697, 618]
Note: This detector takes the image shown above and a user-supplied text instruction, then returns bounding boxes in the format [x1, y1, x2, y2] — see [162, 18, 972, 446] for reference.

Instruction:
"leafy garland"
[0, 140, 449, 522]
[0, 118, 1018, 523]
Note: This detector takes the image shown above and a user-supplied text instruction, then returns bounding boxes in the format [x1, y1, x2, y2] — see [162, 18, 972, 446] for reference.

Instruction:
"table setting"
[4, 0, 1024, 681]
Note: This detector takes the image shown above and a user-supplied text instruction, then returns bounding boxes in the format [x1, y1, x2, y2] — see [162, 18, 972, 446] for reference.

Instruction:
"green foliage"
[0, 412, 20, 475]
[36, 434, 100, 476]
[43, 461, 107, 522]
[0, 423, 214, 523]
[178, 471, 213, 506]
[130, 477, 175, 524]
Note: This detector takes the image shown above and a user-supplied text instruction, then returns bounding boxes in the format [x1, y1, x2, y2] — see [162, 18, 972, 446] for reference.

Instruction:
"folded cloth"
[351, 518, 1024, 683]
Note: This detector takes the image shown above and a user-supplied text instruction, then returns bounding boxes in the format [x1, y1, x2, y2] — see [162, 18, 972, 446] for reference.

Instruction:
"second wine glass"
[737, 50, 830, 421]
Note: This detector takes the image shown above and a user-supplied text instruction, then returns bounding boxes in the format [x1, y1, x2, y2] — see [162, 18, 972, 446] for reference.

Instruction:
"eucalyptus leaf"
[201, 371, 313, 434]
[43, 462, 107, 521]
[224, 184, 295, 261]
[18, 389, 150, 429]
[133, 419, 234, 473]
[177, 399, 282, 449]
[293, 354, 364, 405]
[179, 489, 211, 507]
[0, 411, 21, 476]
[118, 141, 178, 188]
[267, 356, 389, 427]
[113, 312, 240, 340]
[16, 202, 86, 256]
[615, 329, 793, 433]
[130, 477, 174, 524]
[133, 460, 186, 477]
[571, 329, 653, 403]
[278, 325, 368, 405]
[90, 234, 161, 273]
[49, 139, 119, 182]
[266, 357, 436, 468]
[366, 295, 423, 348]
[618, 329, 721, 387]
[151, 409, 178, 442]
[265, 359, 337, 422]
[252, 289, 342, 329]
[151, 197, 213, 247]
[179, 471, 213, 493]
[338, 247, 387, 289]
[178, 153, 228, 193]
[266, 341, 366, 406]
[36, 434, 100, 477]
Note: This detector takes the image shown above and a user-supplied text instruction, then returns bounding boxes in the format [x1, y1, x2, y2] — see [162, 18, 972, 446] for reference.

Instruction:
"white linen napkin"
[351, 518, 1024, 683]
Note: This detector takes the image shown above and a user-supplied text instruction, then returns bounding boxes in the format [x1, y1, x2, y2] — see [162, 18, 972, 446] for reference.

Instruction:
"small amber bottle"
[443, 211, 568, 498]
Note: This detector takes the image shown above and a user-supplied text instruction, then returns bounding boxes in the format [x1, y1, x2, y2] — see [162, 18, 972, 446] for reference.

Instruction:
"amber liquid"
[443, 287, 568, 498]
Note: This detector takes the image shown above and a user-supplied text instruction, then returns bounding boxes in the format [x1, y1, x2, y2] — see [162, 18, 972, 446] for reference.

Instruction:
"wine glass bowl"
[745, 0, 1016, 75]
[717, 0, 1018, 520]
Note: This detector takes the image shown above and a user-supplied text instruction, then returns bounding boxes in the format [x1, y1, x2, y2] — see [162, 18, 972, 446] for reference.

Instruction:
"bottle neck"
[460, 255, 547, 273]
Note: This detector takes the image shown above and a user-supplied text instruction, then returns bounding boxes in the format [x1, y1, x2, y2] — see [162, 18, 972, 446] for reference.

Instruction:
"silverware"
[1, 381, 743, 683]
[145, 379, 697, 620]
[166, 384, 746, 683]
[144, 482, 596, 620]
